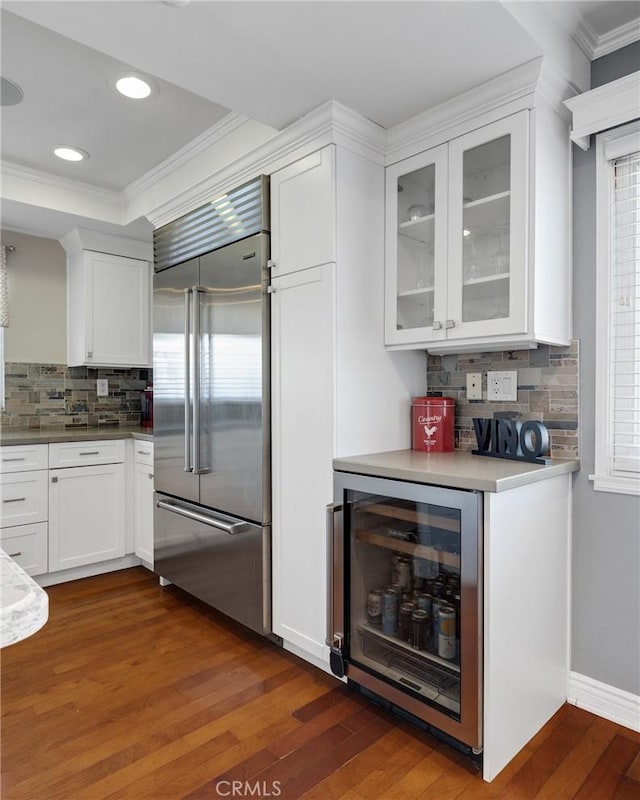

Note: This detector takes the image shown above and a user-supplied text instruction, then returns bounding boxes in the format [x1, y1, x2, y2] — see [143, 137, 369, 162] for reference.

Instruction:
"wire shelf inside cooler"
[355, 624, 460, 714]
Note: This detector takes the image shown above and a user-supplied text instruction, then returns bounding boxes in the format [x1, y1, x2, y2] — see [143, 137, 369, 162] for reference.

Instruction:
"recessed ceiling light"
[1, 77, 24, 107]
[161, 0, 191, 7]
[54, 146, 89, 162]
[116, 75, 152, 99]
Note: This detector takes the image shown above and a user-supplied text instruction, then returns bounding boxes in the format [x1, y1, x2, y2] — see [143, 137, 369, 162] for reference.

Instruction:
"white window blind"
[610, 151, 640, 475]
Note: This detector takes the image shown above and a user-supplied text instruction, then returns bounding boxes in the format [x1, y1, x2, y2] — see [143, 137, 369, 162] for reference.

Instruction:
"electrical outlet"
[96, 379, 109, 397]
[487, 371, 517, 402]
[466, 372, 482, 401]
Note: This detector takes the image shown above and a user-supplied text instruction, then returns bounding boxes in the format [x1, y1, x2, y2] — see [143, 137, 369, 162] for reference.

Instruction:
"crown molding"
[1, 161, 123, 208]
[573, 18, 599, 60]
[145, 100, 387, 229]
[59, 226, 153, 260]
[123, 112, 252, 204]
[593, 17, 640, 60]
[565, 70, 640, 150]
[573, 15, 640, 61]
[535, 59, 578, 121]
[385, 58, 544, 165]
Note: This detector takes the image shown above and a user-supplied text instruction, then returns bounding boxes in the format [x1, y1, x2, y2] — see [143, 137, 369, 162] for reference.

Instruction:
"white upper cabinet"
[269, 146, 336, 275]
[60, 228, 153, 368]
[385, 99, 572, 353]
[67, 251, 151, 367]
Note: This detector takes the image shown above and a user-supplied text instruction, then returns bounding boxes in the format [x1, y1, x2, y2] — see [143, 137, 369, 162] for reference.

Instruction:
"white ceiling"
[1, 0, 638, 241]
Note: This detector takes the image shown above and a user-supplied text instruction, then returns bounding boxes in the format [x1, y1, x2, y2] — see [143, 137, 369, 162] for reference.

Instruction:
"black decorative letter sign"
[472, 418, 551, 465]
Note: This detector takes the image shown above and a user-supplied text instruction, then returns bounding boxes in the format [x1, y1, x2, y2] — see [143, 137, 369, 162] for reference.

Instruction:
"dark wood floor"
[1, 568, 638, 800]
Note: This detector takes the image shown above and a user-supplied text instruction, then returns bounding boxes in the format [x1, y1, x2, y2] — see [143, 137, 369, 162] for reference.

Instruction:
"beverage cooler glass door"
[330, 472, 482, 750]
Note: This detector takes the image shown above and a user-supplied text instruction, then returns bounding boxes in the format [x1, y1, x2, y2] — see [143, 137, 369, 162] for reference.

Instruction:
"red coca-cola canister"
[411, 396, 455, 452]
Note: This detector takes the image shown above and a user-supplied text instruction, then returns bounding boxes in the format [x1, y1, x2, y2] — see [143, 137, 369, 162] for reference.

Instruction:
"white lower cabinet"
[1, 438, 149, 580]
[0, 523, 48, 577]
[0, 445, 49, 577]
[0, 470, 48, 528]
[133, 443, 154, 565]
[49, 462, 126, 572]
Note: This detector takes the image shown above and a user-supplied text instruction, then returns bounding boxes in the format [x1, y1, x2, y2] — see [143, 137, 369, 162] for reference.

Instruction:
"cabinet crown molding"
[385, 56, 574, 165]
[59, 227, 152, 261]
[145, 99, 387, 229]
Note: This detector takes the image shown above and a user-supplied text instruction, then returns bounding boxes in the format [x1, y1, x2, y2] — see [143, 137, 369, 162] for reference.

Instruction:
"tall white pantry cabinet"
[269, 143, 425, 668]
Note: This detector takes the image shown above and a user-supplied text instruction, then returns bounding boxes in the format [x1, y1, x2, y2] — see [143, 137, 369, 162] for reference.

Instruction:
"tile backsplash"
[426, 340, 579, 459]
[1, 363, 152, 431]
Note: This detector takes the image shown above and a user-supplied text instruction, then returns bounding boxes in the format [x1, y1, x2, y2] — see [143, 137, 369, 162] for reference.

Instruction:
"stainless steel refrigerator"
[152, 176, 271, 636]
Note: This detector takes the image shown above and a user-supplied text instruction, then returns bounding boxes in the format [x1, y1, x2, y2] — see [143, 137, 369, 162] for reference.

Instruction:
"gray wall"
[571, 43, 640, 696]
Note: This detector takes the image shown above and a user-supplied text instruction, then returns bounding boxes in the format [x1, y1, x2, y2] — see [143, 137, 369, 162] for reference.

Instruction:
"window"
[593, 121, 640, 495]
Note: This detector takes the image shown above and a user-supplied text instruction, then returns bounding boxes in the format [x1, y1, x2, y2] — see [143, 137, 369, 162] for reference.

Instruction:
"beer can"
[398, 602, 415, 644]
[438, 604, 456, 660]
[397, 557, 413, 592]
[411, 609, 429, 650]
[366, 589, 383, 626]
[382, 588, 399, 636]
[417, 592, 432, 614]
[431, 597, 441, 649]
[390, 554, 401, 585]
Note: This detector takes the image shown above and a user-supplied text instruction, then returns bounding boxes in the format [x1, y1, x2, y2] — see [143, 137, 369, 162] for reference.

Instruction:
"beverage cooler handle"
[184, 289, 192, 473]
[325, 502, 344, 648]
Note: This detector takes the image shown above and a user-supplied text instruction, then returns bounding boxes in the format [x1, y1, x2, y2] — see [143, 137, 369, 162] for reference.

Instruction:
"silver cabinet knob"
[432, 321, 443, 330]
[445, 319, 456, 329]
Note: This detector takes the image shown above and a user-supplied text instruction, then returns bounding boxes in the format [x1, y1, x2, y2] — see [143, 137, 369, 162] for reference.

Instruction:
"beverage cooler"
[327, 470, 483, 754]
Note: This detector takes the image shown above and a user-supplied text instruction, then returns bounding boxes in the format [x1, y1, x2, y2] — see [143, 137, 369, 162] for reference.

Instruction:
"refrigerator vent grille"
[153, 175, 269, 272]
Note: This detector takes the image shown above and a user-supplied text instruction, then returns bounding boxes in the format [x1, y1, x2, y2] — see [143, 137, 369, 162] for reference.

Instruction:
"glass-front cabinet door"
[340, 476, 481, 744]
[384, 110, 530, 348]
[446, 111, 529, 341]
[385, 144, 448, 346]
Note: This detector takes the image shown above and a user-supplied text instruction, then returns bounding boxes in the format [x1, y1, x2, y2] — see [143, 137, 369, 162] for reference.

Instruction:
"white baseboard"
[36, 555, 142, 587]
[568, 671, 640, 732]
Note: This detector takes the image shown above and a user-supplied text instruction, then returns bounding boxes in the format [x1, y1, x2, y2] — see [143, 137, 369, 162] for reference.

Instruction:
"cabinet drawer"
[133, 441, 154, 466]
[49, 440, 125, 468]
[0, 471, 48, 528]
[0, 445, 48, 473]
[0, 523, 48, 576]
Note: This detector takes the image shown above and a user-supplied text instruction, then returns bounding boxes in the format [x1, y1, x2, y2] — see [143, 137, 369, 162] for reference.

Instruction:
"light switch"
[488, 370, 517, 402]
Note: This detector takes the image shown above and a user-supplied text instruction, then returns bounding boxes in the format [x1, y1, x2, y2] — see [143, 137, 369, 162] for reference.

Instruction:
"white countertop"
[0, 549, 49, 648]
[333, 449, 579, 492]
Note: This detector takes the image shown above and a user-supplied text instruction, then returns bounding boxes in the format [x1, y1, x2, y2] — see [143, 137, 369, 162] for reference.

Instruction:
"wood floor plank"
[572, 734, 640, 800]
[626, 750, 640, 781]
[494, 704, 595, 800]
[534, 714, 623, 800]
[614, 775, 640, 800]
[302, 726, 435, 800]
[2, 566, 638, 800]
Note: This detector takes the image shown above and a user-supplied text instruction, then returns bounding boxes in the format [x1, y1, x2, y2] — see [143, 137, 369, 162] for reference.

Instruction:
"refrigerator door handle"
[192, 288, 202, 474]
[156, 498, 249, 535]
[184, 289, 193, 473]
[326, 502, 344, 648]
